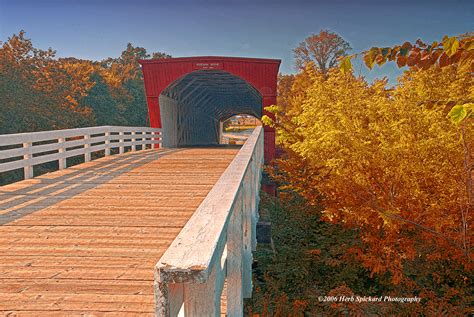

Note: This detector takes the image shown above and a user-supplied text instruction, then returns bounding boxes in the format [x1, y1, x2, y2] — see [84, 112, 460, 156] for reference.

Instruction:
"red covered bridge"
[139, 56, 280, 163]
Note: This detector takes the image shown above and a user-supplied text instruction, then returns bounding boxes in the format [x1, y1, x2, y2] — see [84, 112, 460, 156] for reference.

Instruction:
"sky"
[0, 0, 473, 83]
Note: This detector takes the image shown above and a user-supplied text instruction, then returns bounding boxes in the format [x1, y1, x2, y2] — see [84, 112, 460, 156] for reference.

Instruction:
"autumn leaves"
[340, 34, 473, 73]
[338, 34, 474, 125]
[260, 32, 473, 314]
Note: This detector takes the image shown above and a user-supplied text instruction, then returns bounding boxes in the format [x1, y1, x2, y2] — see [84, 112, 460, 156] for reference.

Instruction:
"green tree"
[79, 72, 125, 126]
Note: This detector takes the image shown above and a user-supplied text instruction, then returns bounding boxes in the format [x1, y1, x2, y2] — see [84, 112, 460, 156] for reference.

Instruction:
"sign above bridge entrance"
[193, 62, 223, 70]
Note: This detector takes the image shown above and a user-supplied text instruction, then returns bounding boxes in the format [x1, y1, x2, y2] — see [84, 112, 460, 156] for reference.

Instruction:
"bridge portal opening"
[219, 114, 261, 145]
[158, 70, 262, 147]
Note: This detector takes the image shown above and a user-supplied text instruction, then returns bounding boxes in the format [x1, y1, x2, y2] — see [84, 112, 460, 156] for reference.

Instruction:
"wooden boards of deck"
[0, 148, 238, 316]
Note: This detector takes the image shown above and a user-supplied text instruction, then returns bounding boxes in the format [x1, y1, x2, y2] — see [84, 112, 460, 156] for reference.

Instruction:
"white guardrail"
[0, 126, 162, 179]
[155, 126, 263, 316]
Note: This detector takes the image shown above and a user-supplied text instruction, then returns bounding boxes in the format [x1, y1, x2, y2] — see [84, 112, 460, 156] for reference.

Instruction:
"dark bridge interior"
[159, 70, 262, 147]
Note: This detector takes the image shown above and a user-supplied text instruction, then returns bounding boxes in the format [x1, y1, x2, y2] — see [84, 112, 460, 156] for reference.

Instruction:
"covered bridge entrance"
[139, 56, 280, 162]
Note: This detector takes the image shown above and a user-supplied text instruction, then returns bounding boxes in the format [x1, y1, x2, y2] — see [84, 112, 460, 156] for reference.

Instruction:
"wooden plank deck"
[0, 147, 239, 316]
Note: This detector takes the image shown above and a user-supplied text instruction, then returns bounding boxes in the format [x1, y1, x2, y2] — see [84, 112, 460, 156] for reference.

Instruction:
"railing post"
[143, 132, 148, 150]
[131, 131, 136, 151]
[135, 132, 141, 150]
[105, 131, 111, 156]
[155, 277, 184, 317]
[242, 166, 254, 298]
[251, 156, 258, 252]
[84, 135, 91, 162]
[22, 142, 33, 179]
[181, 263, 224, 316]
[252, 133, 263, 252]
[226, 189, 244, 316]
[58, 137, 66, 169]
[119, 131, 124, 154]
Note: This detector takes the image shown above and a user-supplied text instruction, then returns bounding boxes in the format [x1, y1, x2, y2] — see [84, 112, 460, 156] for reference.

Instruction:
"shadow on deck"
[0, 147, 239, 315]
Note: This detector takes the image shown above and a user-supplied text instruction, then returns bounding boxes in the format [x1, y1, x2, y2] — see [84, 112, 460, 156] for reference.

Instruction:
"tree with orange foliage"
[0, 31, 94, 133]
[0, 31, 171, 184]
[263, 56, 472, 313]
[294, 30, 351, 74]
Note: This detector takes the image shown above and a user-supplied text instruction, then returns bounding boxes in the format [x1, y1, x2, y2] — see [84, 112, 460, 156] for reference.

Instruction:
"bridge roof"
[161, 69, 262, 118]
[138, 56, 281, 65]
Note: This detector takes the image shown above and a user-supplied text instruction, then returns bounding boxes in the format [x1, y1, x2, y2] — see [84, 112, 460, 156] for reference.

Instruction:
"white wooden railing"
[155, 126, 263, 316]
[0, 126, 162, 179]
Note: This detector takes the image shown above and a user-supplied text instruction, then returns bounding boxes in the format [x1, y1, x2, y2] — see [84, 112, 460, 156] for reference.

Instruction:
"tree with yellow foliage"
[264, 60, 472, 313]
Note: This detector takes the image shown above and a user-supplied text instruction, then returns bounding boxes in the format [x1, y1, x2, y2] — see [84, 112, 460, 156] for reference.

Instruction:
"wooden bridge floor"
[0, 148, 238, 316]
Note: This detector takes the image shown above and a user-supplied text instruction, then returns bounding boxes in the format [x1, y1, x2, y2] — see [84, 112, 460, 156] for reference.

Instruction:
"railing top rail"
[0, 126, 162, 146]
[156, 126, 263, 283]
